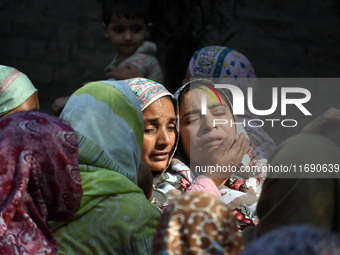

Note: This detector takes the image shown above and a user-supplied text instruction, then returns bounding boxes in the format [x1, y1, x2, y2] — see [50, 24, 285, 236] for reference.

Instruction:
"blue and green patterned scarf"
[51, 80, 160, 255]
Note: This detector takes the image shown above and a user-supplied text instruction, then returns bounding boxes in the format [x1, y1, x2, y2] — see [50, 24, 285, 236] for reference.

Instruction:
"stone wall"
[0, 0, 112, 114]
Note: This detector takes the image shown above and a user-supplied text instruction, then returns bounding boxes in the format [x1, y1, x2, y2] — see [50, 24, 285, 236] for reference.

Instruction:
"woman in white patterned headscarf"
[127, 78, 186, 210]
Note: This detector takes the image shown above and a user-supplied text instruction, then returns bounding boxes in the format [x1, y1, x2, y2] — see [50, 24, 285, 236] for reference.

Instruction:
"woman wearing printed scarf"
[153, 192, 243, 255]
[51, 80, 161, 254]
[126, 78, 222, 212]
[0, 111, 82, 254]
[183, 46, 276, 158]
[0, 65, 40, 117]
[174, 79, 267, 229]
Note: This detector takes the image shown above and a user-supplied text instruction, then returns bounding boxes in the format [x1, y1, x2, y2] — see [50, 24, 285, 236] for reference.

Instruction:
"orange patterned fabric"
[153, 192, 243, 255]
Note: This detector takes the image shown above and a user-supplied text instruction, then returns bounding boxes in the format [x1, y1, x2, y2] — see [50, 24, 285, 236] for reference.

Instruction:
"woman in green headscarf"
[0, 65, 39, 116]
[51, 80, 160, 254]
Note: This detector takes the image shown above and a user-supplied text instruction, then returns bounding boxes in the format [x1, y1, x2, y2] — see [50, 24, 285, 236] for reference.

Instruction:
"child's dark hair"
[102, 0, 150, 25]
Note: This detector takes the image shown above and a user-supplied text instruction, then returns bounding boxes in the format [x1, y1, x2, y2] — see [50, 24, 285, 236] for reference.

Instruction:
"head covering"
[189, 46, 257, 101]
[126, 77, 173, 111]
[0, 65, 37, 116]
[241, 225, 340, 255]
[0, 111, 82, 254]
[127, 78, 183, 210]
[125, 77, 178, 163]
[53, 80, 161, 254]
[152, 192, 243, 255]
[187, 46, 275, 158]
[243, 133, 340, 244]
[167, 79, 267, 228]
[60, 80, 143, 183]
[175, 79, 266, 177]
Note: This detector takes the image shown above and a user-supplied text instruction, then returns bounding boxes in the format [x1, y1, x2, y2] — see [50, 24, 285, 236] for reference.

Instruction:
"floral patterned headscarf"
[188, 46, 276, 158]
[189, 46, 257, 107]
[153, 192, 243, 255]
[0, 111, 82, 254]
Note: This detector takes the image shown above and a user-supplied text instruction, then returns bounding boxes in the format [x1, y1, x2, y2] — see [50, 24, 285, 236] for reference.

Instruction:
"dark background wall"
[1, 0, 339, 144]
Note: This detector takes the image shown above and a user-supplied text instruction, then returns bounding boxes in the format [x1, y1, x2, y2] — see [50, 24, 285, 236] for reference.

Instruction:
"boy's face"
[103, 14, 151, 56]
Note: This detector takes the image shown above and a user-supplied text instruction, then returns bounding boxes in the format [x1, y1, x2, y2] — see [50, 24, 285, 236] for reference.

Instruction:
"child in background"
[102, 0, 163, 83]
[51, 0, 163, 115]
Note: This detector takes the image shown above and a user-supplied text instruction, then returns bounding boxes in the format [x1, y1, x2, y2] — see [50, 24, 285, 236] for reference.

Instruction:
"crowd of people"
[1, 0, 340, 254]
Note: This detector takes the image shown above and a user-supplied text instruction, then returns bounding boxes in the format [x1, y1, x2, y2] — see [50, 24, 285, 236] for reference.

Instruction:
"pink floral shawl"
[0, 111, 82, 254]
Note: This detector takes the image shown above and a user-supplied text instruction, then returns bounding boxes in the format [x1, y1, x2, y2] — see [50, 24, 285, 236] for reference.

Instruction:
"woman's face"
[179, 88, 236, 165]
[142, 97, 177, 172]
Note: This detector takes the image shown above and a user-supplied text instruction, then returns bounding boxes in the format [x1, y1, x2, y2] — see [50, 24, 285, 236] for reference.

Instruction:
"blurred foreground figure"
[0, 111, 82, 254]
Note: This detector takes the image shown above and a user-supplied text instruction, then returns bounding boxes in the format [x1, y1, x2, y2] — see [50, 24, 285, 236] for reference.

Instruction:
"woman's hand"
[204, 133, 249, 186]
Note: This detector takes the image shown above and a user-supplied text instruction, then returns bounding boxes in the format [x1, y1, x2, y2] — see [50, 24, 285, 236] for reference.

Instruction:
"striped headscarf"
[0, 65, 37, 116]
[60, 80, 143, 183]
[52, 80, 161, 255]
[173, 79, 267, 228]
[126, 78, 183, 210]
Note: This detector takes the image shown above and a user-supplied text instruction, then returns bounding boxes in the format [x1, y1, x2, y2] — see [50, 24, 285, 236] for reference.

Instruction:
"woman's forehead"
[184, 88, 230, 109]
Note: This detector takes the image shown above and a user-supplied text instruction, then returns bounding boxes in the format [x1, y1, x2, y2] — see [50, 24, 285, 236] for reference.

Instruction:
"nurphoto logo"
[200, 83, 312, 128]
